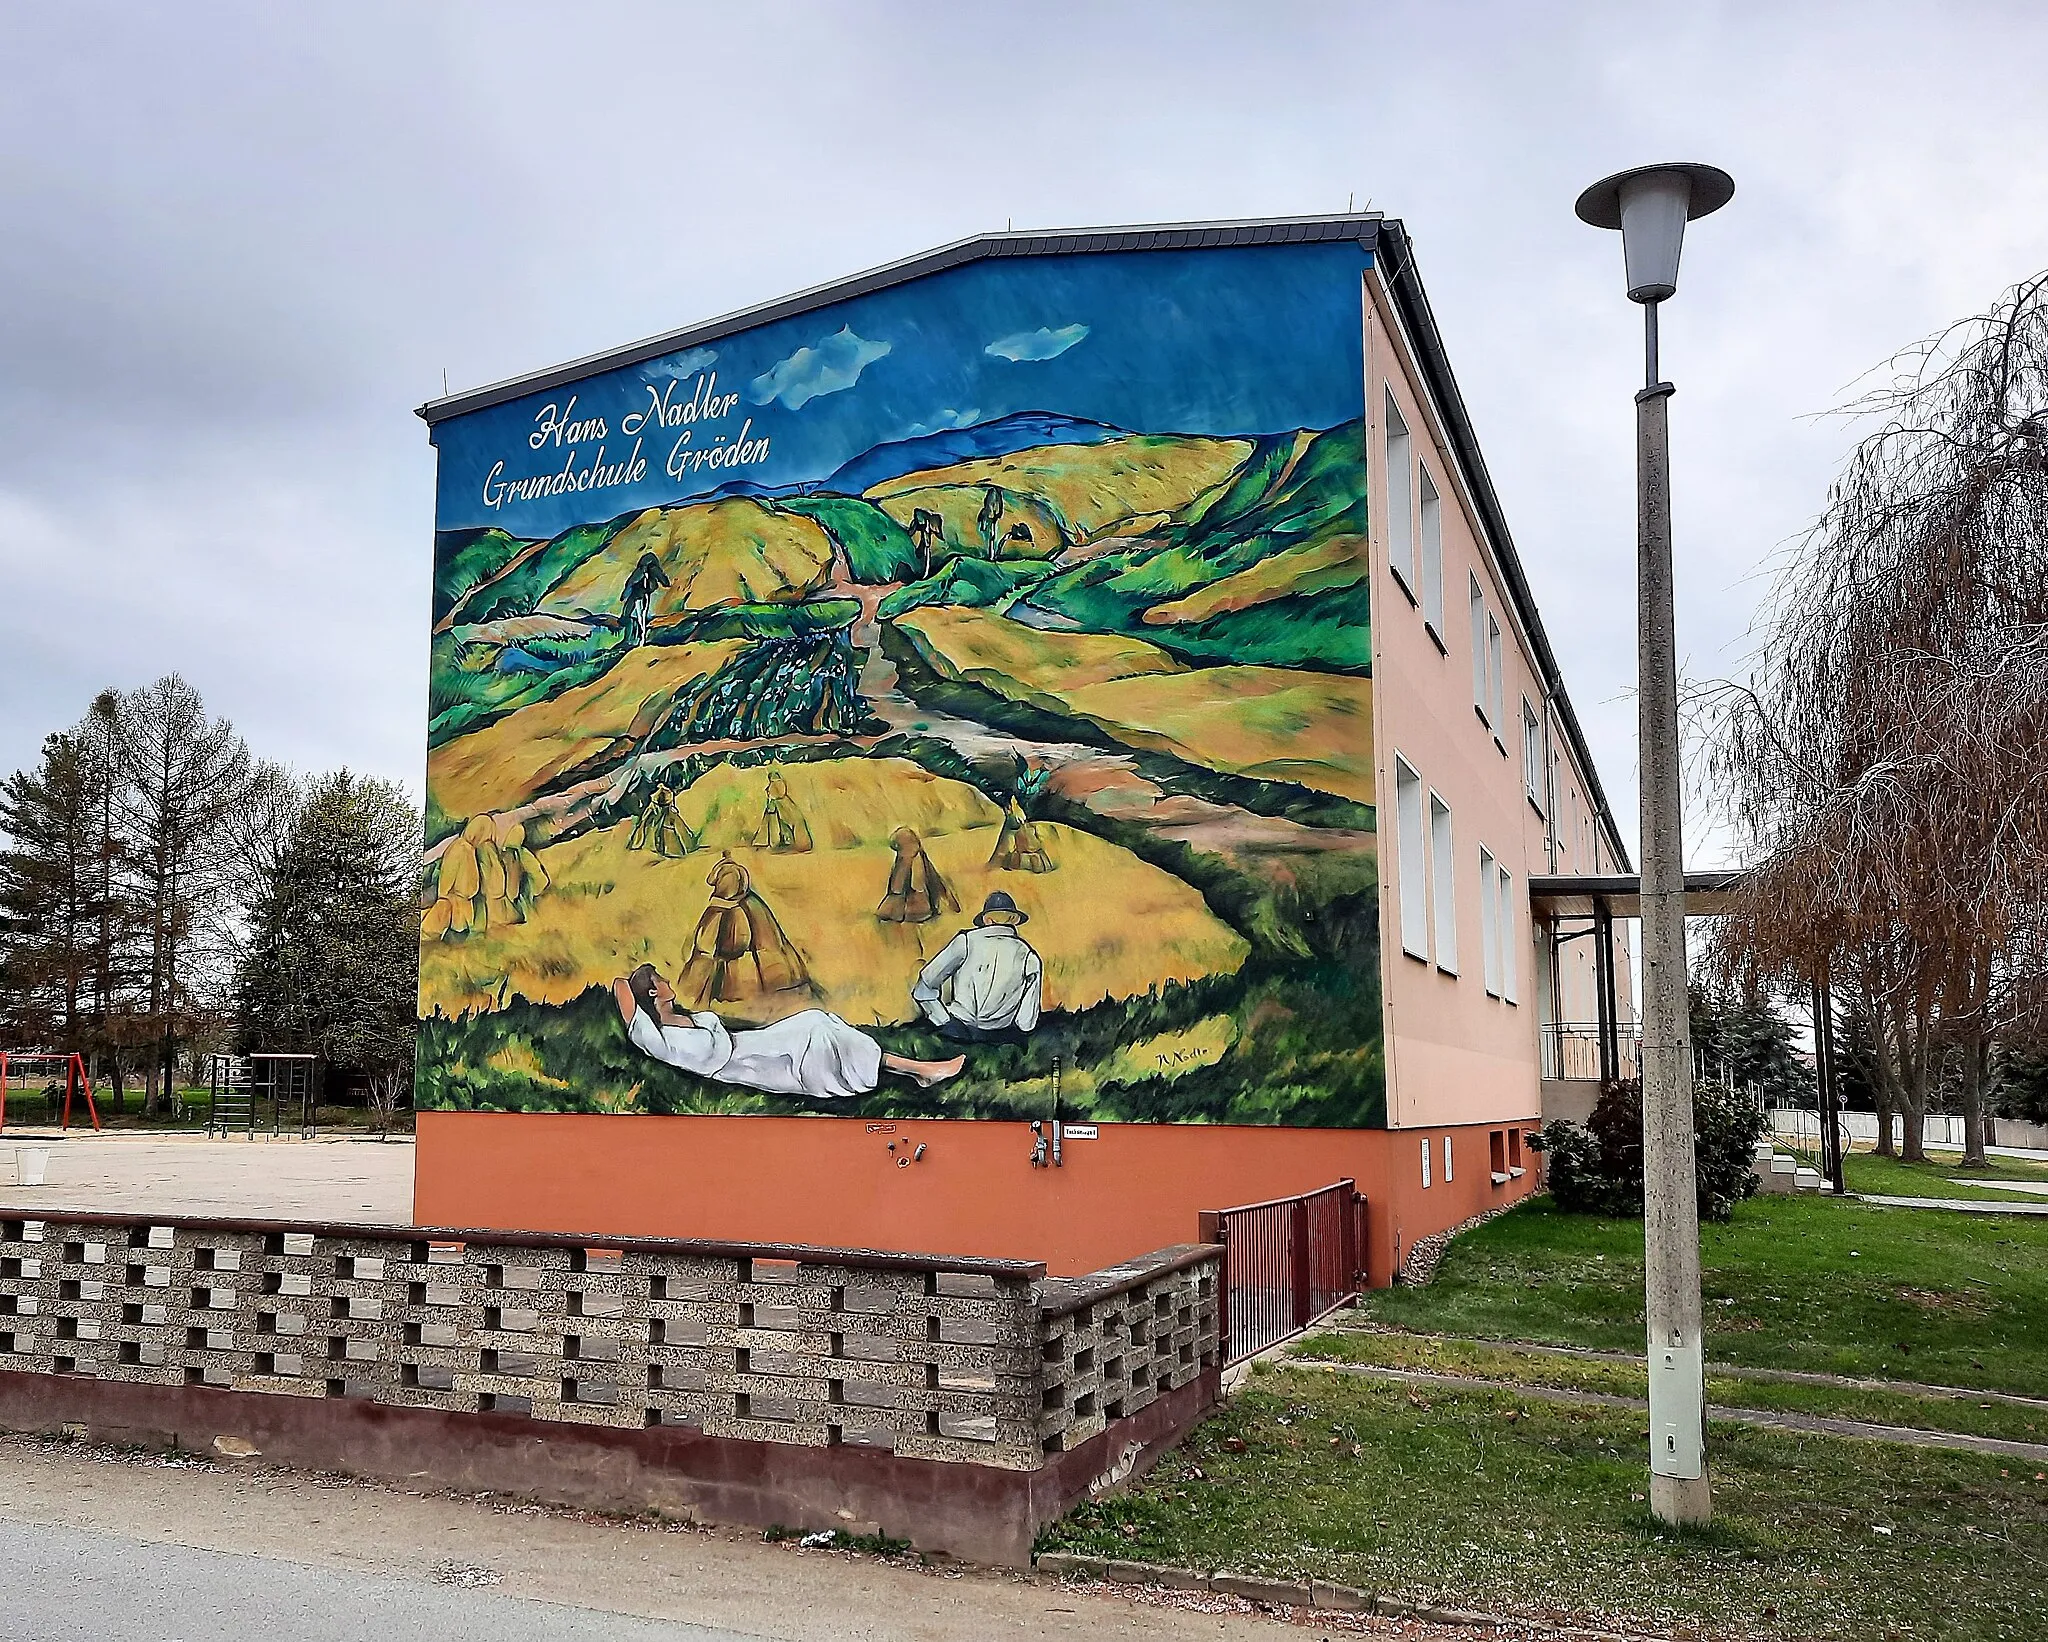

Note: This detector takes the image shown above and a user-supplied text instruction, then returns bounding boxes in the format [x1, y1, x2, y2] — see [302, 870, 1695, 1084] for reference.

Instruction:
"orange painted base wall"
[413, 1114, 1539, 1285]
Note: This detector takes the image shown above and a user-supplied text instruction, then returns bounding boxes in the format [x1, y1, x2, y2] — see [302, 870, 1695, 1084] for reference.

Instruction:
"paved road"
[0, 1133, 413, 1223]
[0, 1435, 1350, 1642]
[0, 1518, 761, 1642]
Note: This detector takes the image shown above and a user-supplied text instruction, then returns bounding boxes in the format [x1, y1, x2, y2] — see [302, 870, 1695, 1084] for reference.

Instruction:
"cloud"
[647, 346, 717, 379]
[904, 407, 981, 436]
[749, 326, 890, 409]
[986, 323, 1090, 363]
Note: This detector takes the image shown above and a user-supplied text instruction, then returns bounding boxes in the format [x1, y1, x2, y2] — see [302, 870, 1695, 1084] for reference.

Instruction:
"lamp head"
[1575, 163, 1734, 303]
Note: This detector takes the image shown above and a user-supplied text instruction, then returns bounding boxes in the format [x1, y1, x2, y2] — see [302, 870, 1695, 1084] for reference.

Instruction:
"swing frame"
[0, 1051, 102, 1133]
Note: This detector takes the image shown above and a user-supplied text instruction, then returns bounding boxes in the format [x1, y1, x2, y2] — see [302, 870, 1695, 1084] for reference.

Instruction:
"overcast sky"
[4, 0, 2045, 867]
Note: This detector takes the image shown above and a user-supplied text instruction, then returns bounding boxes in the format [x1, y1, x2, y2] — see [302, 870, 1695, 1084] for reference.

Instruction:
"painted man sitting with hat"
[910, 892, 1043, 1041]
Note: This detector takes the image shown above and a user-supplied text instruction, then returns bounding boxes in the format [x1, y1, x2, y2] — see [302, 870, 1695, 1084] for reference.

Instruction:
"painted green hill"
[1016, 419, 1370, 673]
[434, 527, 536, 624]
[770, 495, 921, 582]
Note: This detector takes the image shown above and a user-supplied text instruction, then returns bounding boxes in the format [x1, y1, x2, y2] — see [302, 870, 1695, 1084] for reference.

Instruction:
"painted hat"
[975, 891, 1027, 927]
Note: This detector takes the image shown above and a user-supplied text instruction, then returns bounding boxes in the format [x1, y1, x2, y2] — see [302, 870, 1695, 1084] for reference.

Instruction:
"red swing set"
[0, 1051, 102, 1133]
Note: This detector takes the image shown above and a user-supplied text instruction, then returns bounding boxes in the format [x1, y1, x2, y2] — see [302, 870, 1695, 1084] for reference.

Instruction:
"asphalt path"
[0, 1435, 1347, 1642]
[0, 1517, 762, 1642]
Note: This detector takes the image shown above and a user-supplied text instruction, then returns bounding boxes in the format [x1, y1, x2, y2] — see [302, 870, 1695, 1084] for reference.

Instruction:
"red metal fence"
[1199, 1179, 1368, 1364]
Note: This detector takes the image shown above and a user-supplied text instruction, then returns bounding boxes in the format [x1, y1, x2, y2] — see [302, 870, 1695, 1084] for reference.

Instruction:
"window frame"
[1498, 860, 1519, 1004]
[1468, 573, 1488, 725]
[1394, 755, 1430, 962]
[1384, 392, 1416, 599]
[1419, 465, 1444, 645]
[1428, 790, 1457, 975]
[1487, 612, 1506, 748]
[1479, 842, 1501, 998]
[1522, 698, 1544, 813]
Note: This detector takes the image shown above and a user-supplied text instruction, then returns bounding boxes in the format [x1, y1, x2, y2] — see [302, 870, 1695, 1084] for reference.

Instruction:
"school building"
[412, 212, 1640, 1286]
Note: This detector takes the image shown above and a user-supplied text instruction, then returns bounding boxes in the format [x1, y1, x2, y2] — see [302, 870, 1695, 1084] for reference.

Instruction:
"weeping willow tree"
[1703, 272, 2048, 1165]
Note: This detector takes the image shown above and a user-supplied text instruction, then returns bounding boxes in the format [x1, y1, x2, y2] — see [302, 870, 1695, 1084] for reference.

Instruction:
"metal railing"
[1538, 1022, 1642, 1083]
[1199, 1179, 1367, 1364]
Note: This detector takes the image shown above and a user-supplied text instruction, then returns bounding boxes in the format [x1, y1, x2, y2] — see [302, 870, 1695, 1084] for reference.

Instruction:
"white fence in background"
[1769, 1109, 2048, 1154]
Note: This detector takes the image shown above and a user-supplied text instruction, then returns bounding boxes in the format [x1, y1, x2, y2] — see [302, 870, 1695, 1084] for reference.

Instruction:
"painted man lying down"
[613, 965, 963, 1099]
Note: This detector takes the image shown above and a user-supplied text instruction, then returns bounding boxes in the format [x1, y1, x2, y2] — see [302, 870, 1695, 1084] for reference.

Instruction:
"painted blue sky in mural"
[431, 242, 1367, 538]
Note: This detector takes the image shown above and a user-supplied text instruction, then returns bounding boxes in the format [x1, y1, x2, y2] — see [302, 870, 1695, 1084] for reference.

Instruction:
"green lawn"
[1359, 1193, 2048, 1396]
[1845, 1151, 2048, 1203]
[1046, 1368, 2048, 1642]
[1295, 1330, 2048, 1448]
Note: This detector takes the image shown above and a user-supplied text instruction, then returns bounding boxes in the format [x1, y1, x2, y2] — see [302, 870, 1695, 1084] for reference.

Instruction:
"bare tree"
[1703, 272, 2048, 1166]
[118, 676, 255, 1115]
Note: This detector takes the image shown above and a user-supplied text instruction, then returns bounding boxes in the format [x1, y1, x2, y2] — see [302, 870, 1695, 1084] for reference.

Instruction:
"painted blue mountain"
[706, 476, 822, 501]
[822, 410, 1123, 495]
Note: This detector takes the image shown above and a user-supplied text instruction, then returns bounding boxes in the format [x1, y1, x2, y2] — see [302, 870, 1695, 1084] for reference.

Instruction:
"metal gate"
[1199, 1179, 1368, 1364]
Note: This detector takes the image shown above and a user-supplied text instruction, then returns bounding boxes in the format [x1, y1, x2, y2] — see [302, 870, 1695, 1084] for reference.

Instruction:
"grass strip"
[1295, 1331, 2048, 1450]
[1360, 1194, 2048, 1397]
[1044, 1366, 2048, 1642]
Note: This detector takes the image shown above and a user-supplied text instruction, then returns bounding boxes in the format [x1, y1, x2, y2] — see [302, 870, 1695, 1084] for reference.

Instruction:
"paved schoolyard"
[0, 1131, 414, 1223]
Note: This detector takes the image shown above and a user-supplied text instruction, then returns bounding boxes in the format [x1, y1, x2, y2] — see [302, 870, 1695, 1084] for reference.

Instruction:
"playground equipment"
[0, 1052, 101, 1133]
[206, 1053, 320, 1138]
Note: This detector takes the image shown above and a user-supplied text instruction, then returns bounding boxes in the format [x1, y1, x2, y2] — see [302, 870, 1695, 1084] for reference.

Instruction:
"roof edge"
[415, 213, 1384, 426]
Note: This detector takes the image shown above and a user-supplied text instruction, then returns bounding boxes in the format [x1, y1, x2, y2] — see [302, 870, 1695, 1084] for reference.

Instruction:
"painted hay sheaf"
[418, 758, 1248, 1026]
[895, 607, 1374, 805]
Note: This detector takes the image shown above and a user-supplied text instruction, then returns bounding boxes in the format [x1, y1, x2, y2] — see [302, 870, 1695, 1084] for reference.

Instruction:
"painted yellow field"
[428, 641, 744, 820]
[669, 756, 1001, 850]
[1062, 667, 1375, 804]
[894, 607, 1373, 805]
[894, 606, 1182, 705]
[418, 759, 1248, 1026]
[868, 435, 1253, 541]
[539, 498, 836, 619]
[1142, 534, 1368, 626]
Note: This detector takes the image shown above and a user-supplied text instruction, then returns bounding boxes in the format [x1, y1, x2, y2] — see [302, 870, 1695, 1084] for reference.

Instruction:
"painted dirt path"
[840, 571, 1376, 874]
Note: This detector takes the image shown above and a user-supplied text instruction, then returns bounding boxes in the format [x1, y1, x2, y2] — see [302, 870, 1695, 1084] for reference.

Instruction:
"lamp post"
[1575, 161, 1733, 1529]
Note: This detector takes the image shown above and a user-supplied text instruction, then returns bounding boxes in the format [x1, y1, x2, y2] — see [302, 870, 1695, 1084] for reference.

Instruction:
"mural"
[418, 242, 1385, 1125]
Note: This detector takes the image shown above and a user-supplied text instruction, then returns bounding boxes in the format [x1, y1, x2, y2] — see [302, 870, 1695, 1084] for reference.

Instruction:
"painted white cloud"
[749, 326, 890, 409]
[904, 407, 981, 436]
[985, 323, 1089, 363]
[647, 346, 717, 379]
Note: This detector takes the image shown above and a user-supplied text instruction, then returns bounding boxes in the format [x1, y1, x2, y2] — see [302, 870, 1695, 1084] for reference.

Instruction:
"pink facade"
[1362, 264, 1634, 1154]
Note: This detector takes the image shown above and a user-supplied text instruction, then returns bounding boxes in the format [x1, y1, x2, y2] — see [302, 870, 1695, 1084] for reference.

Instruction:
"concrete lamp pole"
[1574, 161, 1734, 1529]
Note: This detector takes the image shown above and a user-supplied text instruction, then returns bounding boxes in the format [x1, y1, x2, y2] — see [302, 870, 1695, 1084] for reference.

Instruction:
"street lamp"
[1575, 161, 1733, 1529]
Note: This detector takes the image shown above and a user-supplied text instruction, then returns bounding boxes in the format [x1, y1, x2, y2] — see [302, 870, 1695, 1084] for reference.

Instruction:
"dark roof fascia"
[1371, 219, 1634, 874]
[415, 212, 1385, 428]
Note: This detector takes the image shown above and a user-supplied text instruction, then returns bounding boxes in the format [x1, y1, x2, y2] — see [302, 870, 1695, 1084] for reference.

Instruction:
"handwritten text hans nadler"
[479, 372, 772, 512]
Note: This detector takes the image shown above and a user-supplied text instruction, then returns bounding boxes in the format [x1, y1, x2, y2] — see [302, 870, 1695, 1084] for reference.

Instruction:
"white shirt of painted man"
[911, 925, 1043, 1033]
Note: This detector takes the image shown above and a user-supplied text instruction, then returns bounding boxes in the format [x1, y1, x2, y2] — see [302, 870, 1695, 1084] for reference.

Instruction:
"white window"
[1469, 574, 1487, 721]
[1395, 755, 1429, 960]
[1428, 793, 1457, 974]
[1498, 861, 1518, 1004]
[1420, 1135, 1432, 1188]
[1442, 1134, 1454, 1182]
[1487, 613, 1505, 734]
[1479, 844, 1501, 997]
[1385, 393, 1415, 593]
[1522, 699, 1543, 810]
[1419, 467, 1444, 638]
